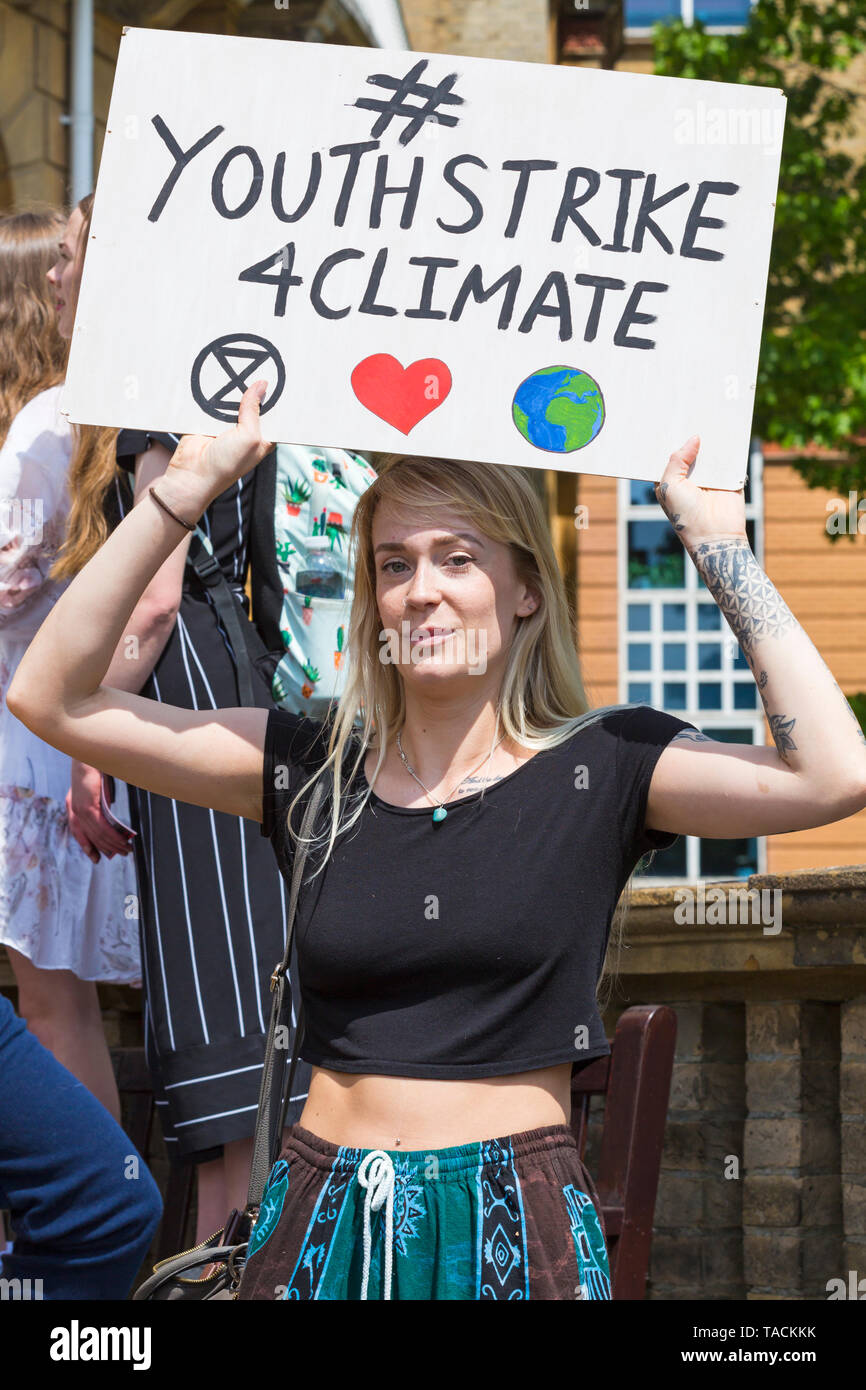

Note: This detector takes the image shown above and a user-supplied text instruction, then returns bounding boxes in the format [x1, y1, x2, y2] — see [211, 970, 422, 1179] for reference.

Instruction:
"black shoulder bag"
[132, 771, 330, 1300]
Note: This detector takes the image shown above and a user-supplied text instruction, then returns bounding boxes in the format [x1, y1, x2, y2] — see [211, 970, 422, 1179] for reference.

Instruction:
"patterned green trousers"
[237, 1123, 611, 1301]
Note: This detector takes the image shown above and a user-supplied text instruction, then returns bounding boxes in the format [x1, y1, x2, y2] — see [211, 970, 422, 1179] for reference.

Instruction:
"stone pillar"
[743, 1001, 842, 1298]
[841, 996, 866, 1287]
[649, 1001, 746, 1299]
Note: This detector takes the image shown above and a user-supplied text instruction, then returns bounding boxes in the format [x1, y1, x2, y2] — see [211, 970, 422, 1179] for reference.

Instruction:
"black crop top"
[260, 703, 696, 1079]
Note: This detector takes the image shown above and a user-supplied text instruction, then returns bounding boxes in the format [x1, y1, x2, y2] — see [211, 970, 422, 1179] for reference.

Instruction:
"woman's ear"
[516, 585, 540, 618]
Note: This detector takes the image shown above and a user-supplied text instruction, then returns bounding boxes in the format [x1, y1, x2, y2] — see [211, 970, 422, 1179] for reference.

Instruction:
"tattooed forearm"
[657, 482, 686, 532]
[767, 713, 798, 762]
[670, 730, 712, 744]
[690, 540, 797, 656]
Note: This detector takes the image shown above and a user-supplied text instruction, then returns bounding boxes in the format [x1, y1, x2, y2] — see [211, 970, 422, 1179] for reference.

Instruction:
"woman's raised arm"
[7, 382, 273, 823]
[645, 438, 866, 840]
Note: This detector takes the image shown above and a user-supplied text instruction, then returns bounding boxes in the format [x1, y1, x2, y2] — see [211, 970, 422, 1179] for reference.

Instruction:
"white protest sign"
[62, 27, 785, 487]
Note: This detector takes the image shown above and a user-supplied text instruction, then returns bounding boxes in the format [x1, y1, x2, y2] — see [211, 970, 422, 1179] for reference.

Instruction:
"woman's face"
[372, 497, 539, 691]
[46, 207, 85, 340]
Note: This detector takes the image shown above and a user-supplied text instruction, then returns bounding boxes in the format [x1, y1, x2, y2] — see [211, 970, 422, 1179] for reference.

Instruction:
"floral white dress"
[0, 385, 140, 982]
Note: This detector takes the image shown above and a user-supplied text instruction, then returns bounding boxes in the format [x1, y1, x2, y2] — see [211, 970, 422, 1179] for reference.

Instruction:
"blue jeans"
[0, 992, 162, 1298]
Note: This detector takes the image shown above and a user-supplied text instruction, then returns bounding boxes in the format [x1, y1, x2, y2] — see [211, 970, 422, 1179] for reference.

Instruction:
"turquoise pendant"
[433, 806, 447, 823]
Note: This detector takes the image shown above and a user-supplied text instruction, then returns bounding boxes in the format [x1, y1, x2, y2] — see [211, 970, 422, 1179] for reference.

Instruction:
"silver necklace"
[396, 725, 505, 823]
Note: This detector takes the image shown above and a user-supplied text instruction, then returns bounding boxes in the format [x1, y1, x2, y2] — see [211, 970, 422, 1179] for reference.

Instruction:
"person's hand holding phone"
[66, 761, 135, 862]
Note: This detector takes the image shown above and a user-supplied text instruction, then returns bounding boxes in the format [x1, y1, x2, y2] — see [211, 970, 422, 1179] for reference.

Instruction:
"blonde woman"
[9, 385, 866, 1300]
[0, 208, 138, 1120]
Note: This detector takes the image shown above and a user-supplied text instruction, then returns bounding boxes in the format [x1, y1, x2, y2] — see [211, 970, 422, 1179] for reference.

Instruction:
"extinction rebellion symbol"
[190, 333, 285, 422]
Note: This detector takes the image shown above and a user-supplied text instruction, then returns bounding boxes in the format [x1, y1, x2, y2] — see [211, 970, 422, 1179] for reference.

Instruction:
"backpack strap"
[187, 527, 257, 707]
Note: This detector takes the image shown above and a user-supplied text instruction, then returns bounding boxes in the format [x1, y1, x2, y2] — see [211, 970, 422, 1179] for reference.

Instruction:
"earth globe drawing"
[512, 365, 605, 453]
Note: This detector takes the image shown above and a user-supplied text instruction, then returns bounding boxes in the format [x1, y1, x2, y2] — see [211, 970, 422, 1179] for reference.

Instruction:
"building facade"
[401, 0, 866, 881]
[2, 0, 864, 882]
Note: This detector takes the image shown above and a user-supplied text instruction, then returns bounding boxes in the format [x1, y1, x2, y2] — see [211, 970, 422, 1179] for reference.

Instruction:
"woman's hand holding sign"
[655, 435, 748, 553]
[155, 379, 274, 527]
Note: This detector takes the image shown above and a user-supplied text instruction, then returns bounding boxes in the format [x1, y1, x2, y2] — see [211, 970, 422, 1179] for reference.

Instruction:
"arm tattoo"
[768, 713, 798, 762]
[670, 730, 713, 744]
[657, 481, 686, 532]
[691, 540, 797, 656]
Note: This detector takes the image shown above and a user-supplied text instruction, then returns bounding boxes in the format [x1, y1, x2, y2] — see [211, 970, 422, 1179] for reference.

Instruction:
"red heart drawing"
[350, 355, 452, 434]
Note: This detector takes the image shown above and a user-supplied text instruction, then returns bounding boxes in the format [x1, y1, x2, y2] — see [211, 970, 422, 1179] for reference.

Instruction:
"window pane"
[734, 683, 758, 710]
[628, 681, 652, 703]
[698, 642, 722, 670]
[698, 604, 722, 631]
[734, 646, 749, 671]
[662, 602, 687, 631]
[708, 728, 754, 745]
[628, 642, 652, 671]
[663, 643, 686, 671]
[636, 834, 687, 878]
[698, 683, 722, 710]
[625, 0, 680, 26]
[700, 836, 759, 879]
[628, 522, 685, 589]
[664, 682, 687, 710]
[746, 520, 756, 551]
[629, 480, 658, 506]
[694, 0, 753, 26]
[628, 604, 652, 632]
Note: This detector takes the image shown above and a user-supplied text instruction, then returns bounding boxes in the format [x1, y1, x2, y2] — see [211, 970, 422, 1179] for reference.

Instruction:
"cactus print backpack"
[255, 444, 378, 717]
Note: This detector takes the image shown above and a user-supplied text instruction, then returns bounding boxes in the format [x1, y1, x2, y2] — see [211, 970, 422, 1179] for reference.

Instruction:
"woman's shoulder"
[1, 386, 73, 494]
[265, 707, 338, 772]
[541, 703, 698, 759]
[3, 385, 71, 453]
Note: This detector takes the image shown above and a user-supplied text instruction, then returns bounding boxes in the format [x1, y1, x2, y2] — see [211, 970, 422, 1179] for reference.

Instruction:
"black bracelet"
[148, 485, 198, 532]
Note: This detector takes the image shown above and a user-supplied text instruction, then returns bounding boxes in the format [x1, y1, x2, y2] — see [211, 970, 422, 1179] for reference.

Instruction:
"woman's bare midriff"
[297, 1062, 574, 1150]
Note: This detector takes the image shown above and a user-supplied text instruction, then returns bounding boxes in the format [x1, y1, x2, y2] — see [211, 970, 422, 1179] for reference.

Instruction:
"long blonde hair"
[282, 453, 633, 1001]
[50, 193, 121, 581]
[0, 206, 69, 444]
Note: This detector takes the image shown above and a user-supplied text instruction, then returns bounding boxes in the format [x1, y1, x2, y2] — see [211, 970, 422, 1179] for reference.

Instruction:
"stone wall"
[400, 0, 551, 64]
[588, 867, 866, 1299]
[0, 0, 70, 207]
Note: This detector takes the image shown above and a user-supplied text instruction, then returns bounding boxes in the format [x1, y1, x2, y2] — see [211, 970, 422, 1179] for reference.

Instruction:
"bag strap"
[187, 528, 257, 708]
[246, 769, 331, 1210]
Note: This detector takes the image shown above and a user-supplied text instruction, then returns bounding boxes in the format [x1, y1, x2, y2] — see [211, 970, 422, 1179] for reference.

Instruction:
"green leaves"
[653, 2, 866, 492]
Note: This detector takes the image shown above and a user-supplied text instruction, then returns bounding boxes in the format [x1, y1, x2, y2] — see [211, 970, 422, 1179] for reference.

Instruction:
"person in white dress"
[0, 208, 139, 1121]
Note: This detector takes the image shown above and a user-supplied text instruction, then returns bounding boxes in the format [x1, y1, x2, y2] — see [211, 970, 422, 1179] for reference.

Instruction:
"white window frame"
[617, 437, 767, 882]
[625, 0, 756, 40]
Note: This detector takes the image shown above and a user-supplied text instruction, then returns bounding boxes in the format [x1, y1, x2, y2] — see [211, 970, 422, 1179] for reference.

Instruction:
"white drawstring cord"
[357, 1150, 396, 1300]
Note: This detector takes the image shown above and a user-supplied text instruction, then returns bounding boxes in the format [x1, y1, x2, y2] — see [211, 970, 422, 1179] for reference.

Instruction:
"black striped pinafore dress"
[112, 431, 310, 1162]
